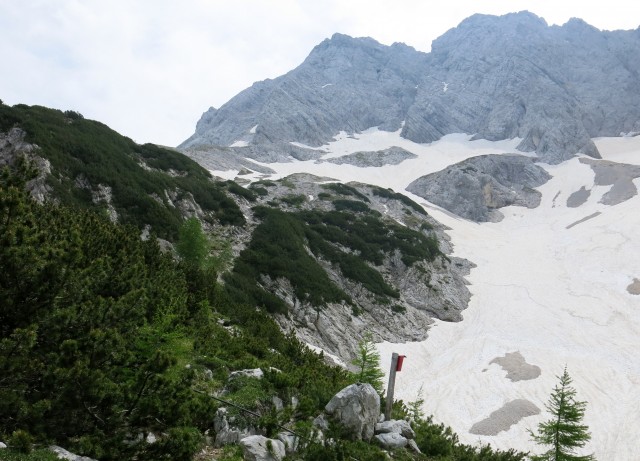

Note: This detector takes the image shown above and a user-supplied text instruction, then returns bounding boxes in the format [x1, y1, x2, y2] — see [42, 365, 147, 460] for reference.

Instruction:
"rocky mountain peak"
[181, 12, 640, 164]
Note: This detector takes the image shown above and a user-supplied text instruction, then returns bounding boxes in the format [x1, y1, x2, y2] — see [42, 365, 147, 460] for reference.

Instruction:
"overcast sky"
[1, 1, 639, 147]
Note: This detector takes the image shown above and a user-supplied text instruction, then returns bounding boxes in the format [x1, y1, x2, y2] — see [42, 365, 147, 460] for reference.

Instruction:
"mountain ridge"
[181, 11, 640, 164]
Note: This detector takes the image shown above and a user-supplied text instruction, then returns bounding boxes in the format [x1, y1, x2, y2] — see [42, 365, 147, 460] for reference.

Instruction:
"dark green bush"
[321, 182, 370, 202]
[332, 199, 369, 213]
[372, 186, 426, 215]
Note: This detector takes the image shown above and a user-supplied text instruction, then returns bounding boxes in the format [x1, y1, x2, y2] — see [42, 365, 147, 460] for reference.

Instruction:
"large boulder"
[374, 418, 420, 452]
[228, 368, 264, 381]
[374, 432, 409, 449]
[240, 435, 286, 461]
[375, 419, 415, 439]
[324, 383, 380, 440]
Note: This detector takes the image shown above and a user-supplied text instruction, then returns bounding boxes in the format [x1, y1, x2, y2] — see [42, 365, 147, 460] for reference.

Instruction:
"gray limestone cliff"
[181, 13, 640, 164]
[407, 154, 551, 222]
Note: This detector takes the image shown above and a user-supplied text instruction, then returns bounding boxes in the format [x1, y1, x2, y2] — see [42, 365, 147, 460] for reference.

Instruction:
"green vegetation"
[372, 186, 427, 215]
[322, 182, 370, 202]
[0, 105, 531, 461]
[350, 333, 385, 394]
[0, 104, 243, 240]
[176, 217, 210, 269]
[0, 160, 351, 459]
[225, 202, 440, 314]
[280, 194, 306, 206]
[332, 198, 371, 213]
[224, 207, 351, 314]
[530, 368, 595, 461]
[0, 448, 59, 461]
[224, 180, 257, 202]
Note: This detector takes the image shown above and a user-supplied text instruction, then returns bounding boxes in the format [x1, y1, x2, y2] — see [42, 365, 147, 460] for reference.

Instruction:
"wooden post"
[384, 352, 399, 421]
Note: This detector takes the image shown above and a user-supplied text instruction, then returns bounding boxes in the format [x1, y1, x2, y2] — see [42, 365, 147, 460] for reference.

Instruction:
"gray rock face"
[374, 432, 409, 449]
[375, 419, 415, 439]
[181, 13, 640, 164]
[228, 368, 264, 381]
[322, 146, 417, 167]
[407, 154, 551, 222]
[325, 383, 380, 441]
[0, 128, 53, 203]
[580, 157, 640, 205]
[181, 34, 426, 152]
[239, 435, 286, 461]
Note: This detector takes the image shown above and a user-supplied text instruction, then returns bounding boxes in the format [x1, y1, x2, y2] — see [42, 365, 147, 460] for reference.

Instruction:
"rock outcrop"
[407, 154, 551, 222]
[321, 146, 417, 167]
[239, 175, 472, 362]
[213, 407, 257, 447]
[240, 435, 286, 461]
[0, 128, 52, 203]
[181, 12, 640, 164]
[373, 419, 420, 452]
[325, 383, 380, 441]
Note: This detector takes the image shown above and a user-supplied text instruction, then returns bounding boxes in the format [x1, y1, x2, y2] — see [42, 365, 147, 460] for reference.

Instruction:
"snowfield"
[210, 129, 640, 459]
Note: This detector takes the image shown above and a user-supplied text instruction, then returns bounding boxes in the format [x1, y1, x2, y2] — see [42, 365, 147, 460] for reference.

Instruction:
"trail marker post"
[384, 352, 406, 420]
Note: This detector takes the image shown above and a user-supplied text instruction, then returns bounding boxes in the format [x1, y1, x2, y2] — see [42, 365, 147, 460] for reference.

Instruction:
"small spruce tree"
[530, 367, 595, 461]
[351, 332, 385, 394]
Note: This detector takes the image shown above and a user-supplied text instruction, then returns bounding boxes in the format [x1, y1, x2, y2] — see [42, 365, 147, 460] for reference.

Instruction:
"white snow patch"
[377, 153, 640, 460]
[321, 83, 333, 89]
[269, 130, 522, 193]
[249, 124, 258, 134]
[308, 194, 315, 201]
[229, 140, 249, 148]
[289, 141, 327, 151]
[443, 82, 449, 92]
[593, 136, 640, 165]
[208, 169, 239, 180]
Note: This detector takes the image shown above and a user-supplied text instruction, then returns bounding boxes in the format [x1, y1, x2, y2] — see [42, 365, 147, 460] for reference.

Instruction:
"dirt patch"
[490, 351, 541, 381]
[469, 399, 540, 436]
[627, 278, 640, 295]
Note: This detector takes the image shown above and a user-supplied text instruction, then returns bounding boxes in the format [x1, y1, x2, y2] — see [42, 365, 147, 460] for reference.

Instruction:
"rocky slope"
[222, 174, 473, 363]
[181, 11, 640, 164]
[1, 102, 473, 366]
[407, 154, 551, 222]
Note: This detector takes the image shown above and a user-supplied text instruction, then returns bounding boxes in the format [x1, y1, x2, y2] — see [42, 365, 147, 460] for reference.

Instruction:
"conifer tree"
[176, 217, 209, 269]
[351, 332, 385, 393]
[530, 367, 595, 461]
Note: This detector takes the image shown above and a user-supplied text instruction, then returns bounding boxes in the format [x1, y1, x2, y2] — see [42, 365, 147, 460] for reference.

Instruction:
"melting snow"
[249, 124, 258, 134]
[377, 149, 640, 460]
[321, 83, 333, 89]
[443, 81, 449, 92]
[229, 140, 249, 148]
[212, 132, 640, 460]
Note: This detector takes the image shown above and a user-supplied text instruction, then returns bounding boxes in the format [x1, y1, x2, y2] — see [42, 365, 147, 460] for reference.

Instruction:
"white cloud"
[0, 0, 638, 146]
